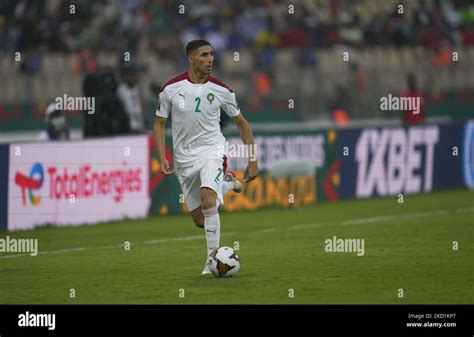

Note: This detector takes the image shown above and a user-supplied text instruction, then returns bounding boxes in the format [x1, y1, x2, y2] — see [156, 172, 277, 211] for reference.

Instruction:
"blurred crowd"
[1, 0, 474, 61]
[1, 0, 474, 134]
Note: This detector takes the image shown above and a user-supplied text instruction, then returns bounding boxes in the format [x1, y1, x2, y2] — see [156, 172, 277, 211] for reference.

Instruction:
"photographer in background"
[82, 67, 130, 138]
[38, 102, 70, 141]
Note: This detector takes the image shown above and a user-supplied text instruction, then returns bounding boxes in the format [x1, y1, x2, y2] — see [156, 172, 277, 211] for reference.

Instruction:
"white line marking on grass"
[454, 206, 474, 214]
[0, 253, 29, 259]
[0, 233, 236, 259]
[339, 210, 449, 226]
[143, 234, 220, 244]
[50, 247, 87, 254]
[257, 228, 277, 233]
[265, 207, 472, 233]
[1, 205, 472, 260]
[291, 222, 331, 230]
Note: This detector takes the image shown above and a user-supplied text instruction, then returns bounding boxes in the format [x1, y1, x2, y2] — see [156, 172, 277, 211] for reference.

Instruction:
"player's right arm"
[153, 117, 175, 175]
[153, 87, 175, 176]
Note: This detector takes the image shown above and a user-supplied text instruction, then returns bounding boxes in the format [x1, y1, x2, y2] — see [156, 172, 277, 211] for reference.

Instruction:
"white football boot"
[201, 264, 211, 275]
[224, 170, 242, 193]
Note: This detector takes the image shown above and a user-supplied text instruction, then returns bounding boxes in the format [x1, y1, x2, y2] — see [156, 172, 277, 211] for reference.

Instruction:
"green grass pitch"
[1, 189, 473, 304]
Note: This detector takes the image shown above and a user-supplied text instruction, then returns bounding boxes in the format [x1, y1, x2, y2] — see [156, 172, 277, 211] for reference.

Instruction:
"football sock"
[202, 206, 220, 257]
[222, 181, 234, 196]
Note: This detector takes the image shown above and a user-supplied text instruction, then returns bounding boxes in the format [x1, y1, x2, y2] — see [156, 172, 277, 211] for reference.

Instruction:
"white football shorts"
[176, 155, 227, 212]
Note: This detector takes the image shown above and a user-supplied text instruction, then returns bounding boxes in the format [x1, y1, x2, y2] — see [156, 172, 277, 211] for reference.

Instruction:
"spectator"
[73, 48, 98, 75]
[117, 61, 145, 133]
[38, 102, 70, 141]
[401, 73, 425, 125]
[346, 62, 368, 118]
[0, 0, 471, 54]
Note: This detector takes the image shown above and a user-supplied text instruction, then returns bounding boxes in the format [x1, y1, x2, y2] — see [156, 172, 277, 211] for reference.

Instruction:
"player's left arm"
[231, 114, 259, 183]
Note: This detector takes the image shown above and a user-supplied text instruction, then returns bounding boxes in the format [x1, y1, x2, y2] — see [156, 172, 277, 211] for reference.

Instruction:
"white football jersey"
[156, 72, 241, 167]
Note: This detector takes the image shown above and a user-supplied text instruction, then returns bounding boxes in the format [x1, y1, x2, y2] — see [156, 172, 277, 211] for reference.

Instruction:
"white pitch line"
[0, 253, 29, 259]
[260, 207, 473, 233]
[257, 228, 277, 233]
[0, 232, 236, 260]
[454, 206, 474, 213]
[1, 206, 472, 260]
[143, 235, 201, 244]
[291, 222, 331, 230]
[339, 209, 449, 226]
[50, 247, 87, 254]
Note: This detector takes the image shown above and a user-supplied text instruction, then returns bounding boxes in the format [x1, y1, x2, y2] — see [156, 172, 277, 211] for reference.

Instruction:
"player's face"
[191, 45, 214, 74]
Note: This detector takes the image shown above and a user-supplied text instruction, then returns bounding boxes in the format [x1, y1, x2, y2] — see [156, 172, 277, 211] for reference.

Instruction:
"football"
[207, 247, 241, 277]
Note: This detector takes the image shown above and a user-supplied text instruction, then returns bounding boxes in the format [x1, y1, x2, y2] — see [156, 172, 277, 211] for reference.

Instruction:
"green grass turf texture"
[0, 189, 472, 304]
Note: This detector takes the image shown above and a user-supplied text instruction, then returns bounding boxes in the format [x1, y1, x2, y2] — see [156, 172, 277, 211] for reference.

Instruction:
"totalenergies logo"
[15, 162, 44, 206]
[15, 161, 142, 206]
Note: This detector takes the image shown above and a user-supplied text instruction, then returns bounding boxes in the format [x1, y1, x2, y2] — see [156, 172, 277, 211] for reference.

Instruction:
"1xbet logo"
[15, 162, 44, 206]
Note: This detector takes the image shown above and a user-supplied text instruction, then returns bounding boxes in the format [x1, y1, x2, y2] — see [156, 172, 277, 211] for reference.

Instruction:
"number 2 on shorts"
[214, 168, 222, 184]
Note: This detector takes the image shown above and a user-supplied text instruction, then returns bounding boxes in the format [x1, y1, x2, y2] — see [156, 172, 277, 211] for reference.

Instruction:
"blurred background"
[1, 0, 474, 141]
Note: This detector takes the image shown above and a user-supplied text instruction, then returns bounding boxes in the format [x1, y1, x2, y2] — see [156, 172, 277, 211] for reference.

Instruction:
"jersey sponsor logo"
[355, 126, 439, 197]
[463, 121, 474, 189]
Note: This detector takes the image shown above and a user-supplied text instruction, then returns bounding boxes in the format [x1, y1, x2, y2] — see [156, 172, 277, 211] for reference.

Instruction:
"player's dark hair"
[186, 40, 211, 56]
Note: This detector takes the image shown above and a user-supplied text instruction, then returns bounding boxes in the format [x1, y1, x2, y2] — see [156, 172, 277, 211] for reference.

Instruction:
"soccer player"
[153, 40, 259, 274]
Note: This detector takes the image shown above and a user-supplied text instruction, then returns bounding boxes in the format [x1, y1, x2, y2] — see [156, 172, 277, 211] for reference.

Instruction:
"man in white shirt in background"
[117, 61, 145, 133]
